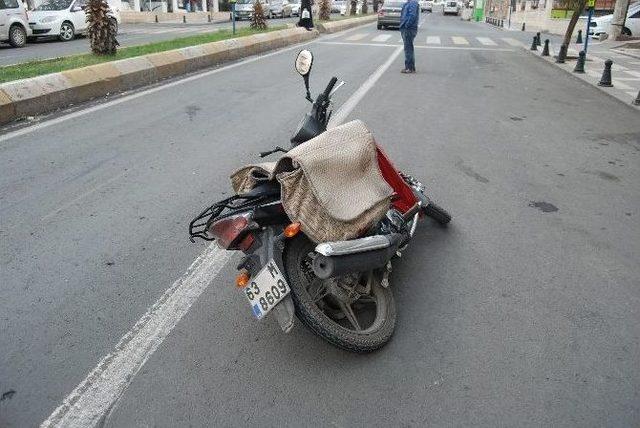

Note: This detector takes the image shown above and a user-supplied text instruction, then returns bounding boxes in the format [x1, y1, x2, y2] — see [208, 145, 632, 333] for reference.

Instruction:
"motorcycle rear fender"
[238, 226, 296, 333]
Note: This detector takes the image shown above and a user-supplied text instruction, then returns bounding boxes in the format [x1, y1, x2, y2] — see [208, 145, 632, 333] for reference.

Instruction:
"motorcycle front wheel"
[284, 235, 396, 353]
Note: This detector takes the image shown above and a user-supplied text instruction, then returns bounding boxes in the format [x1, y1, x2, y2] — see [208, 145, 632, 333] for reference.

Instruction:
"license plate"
[389, 11, 400, 16]
[243, 259, 290, 319]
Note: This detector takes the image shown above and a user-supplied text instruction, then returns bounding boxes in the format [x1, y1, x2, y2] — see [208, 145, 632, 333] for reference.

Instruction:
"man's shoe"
[401, 69, 411, 73]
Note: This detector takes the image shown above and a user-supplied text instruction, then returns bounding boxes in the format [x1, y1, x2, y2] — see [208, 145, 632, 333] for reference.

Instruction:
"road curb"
[0, 27, 318, 126]
[316, 15, 377, 33]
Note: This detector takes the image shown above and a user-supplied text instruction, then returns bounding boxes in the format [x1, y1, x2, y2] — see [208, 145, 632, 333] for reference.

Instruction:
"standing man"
[400, 0, 419, 73]
[298, 0, 314, 29]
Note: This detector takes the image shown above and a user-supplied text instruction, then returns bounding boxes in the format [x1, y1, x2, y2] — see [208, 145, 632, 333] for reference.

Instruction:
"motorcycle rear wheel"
[424, 202, 451, 225]
[284, 235, 396, 353]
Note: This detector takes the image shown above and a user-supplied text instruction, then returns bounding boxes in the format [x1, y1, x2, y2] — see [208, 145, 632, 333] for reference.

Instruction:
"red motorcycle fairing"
[376, 145, 418, 214]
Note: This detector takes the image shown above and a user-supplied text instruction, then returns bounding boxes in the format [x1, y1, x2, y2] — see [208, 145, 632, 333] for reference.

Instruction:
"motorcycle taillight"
[208, 212, 254, 251]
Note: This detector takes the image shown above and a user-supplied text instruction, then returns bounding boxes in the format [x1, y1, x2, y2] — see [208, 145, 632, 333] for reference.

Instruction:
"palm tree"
[250, 0, 268, 29]
[319, 0, 331, 20]
[86, 0, 118, 55]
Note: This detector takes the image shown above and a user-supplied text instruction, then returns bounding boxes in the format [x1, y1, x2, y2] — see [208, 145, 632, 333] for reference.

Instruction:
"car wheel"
[622, 26, 632, 36]
[8, 24, 27, 48]
[59, 21, 75, 41]
[377, 23, 382, 29]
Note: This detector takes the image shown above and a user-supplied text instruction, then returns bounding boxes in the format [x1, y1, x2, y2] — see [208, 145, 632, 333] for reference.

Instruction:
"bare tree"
[350, 0, 357, 14]
[560, 0, 587, 47]
[319, 0, 331, 19]
[250, 0, 268, 29]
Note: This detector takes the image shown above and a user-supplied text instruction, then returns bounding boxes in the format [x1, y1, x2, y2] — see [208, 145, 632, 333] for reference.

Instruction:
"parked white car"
[585, 1, 640, 37]
[0, 0, 32, 47]
[443, 0, 458, 14]
[29, 0, 121, 41]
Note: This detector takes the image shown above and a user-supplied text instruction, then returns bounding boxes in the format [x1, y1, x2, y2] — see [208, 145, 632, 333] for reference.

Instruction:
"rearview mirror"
[294, 49, 313, 76]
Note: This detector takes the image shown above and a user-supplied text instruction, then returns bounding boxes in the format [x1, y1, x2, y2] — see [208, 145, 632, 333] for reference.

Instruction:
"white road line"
[346, 32, 368, 41]
[588, 55, 604, 62]
[586, 69, 601, 78]
[476, 37, 497, 46]
[329, 46, 403, 127]
[372, 34, 392, 42]
[0, 40, 312, 143]
[501, 37, 523, 47]
[626, 91, 639, 97]
[41, 243, 234, 428]
[623, 70, 640, 78]
[452, 36, 469, 45]
[426, 35, 441, 44]
[616, 77, 640, 81]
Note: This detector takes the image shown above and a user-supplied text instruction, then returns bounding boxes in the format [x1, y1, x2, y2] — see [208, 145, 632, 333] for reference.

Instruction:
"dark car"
[377, 0, 406, 29]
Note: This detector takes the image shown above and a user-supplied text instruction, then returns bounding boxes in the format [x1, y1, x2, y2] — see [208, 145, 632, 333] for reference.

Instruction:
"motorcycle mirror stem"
[303, 74, 313, 103]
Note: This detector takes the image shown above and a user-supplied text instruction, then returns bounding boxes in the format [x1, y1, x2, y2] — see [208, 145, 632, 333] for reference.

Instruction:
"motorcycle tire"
[284, 234, 396, 353]
[424, 202, 451, 225]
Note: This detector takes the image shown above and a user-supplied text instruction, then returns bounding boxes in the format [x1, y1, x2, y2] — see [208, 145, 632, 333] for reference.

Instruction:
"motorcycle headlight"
[40, 15, 59, 23]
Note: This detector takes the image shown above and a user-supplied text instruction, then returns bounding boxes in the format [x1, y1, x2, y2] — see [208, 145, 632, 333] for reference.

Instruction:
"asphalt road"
[0, 14, 309, 66]
[1, 12, 640, 427]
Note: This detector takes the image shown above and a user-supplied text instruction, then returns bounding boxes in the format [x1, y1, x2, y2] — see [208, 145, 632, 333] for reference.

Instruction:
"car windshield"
[236, 0, 254, 4]
[34, 0, 72, 9]
[384, 2, 405, 7]
[446, 1, 456, 5]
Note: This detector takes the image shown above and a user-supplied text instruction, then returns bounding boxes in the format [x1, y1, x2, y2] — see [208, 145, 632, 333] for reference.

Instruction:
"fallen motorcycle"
[189, 50, 450, 353]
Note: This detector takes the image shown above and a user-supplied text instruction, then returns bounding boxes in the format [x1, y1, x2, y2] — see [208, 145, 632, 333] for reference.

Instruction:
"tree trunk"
[609, 0, 630, 40]
[562, 0, 586, 47]
[373, 0, 378, 12]
[350, 0, 357, 15]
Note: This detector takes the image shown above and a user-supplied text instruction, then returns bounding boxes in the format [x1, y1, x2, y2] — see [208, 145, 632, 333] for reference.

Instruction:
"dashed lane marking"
[346, 33, 368, 41]
[426, 35, 441, 44]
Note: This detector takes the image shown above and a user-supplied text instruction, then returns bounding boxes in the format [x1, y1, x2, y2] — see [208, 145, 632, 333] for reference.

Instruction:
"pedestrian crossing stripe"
[452, 36, 469, 45]
[426, 36, 441, 44]
[476, 37, 497, 46]
[372, 34, 392, 42]
[623, 70, 640, 78]
[501, 37, 523, 46]
[612, 80, 634, 90]
[346, 33, 368, 41]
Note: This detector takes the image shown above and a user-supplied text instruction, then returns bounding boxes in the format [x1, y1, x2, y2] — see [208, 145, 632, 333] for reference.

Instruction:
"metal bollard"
[536, 32, 541, 46]
[633, 90, 640, 106]
[598, 59, 614, 87]
[576, 29, 583, 44]
[556, 44, 567, 63]
[183, 15, 186, 23]
[530, 36, 538, 51]
[522, 22, 525, 31]
[208, 13, 212, 22]
[574, 50, 586, 73]
[541, 39, 550, 56]
[155, 14, 158, 23]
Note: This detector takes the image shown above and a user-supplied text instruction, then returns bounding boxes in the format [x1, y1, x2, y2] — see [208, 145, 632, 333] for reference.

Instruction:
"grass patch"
[0, 25, 286, 84]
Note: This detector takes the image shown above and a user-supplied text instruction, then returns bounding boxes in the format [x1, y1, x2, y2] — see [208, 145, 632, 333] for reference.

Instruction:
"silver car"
[0, 0, 32, 47]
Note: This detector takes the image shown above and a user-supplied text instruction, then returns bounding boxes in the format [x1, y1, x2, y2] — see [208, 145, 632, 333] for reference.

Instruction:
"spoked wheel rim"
[11, 27, 26, 46]
[297, 252, 388, 335]
[60, 23, 74, 40]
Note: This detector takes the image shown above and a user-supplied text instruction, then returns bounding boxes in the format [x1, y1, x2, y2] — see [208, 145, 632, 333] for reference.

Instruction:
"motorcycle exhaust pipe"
[312, 233, 405, 279]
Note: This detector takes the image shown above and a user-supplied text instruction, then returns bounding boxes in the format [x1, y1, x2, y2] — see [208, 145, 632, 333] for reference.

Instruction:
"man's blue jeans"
[400, 28, 417, 71]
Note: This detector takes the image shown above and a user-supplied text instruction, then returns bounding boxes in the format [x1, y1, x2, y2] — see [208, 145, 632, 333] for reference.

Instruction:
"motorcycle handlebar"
[322, 77, 338, 99]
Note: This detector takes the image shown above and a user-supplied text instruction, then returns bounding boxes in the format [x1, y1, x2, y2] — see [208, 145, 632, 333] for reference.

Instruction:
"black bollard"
[183, 14, 186, 23]
[556, 43, 567, 63]
[576, 29, 583, 44]
[530, 36, 538, 51]
[633, 90, 640, 106]
[598, 59, 614, 87]
[522, 22, 525, 31]
[541, 39, 550, 56]
[536, 32, 541, 46]
[155, 14, 158, 23]
[574, 50, 586, 73]
[208, 13, 212, 22]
